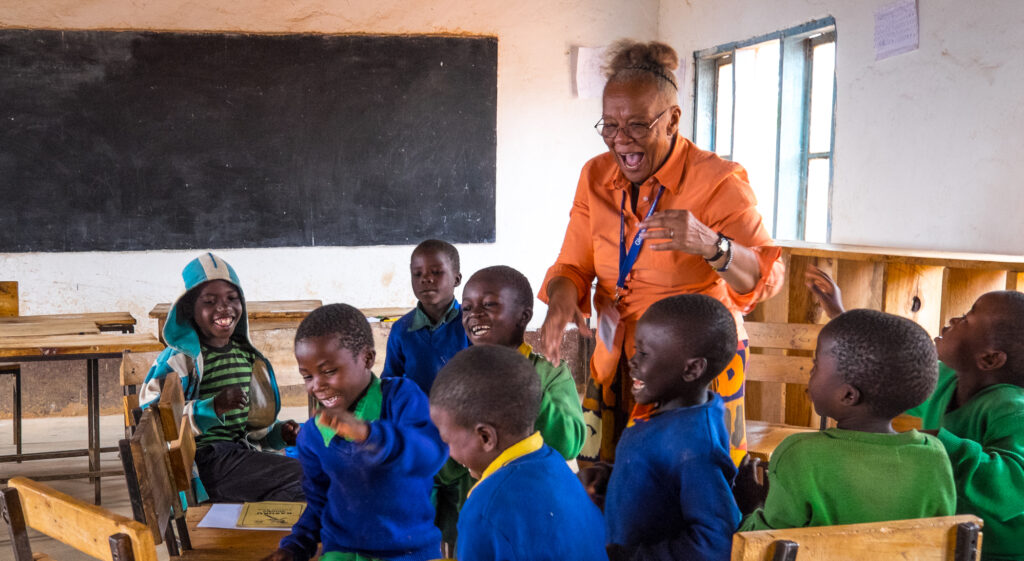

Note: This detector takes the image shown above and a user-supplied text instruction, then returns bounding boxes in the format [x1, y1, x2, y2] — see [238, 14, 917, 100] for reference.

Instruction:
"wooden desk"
[0, 326, 163, 504]
[0, 319, 99, 338]
[0, 311, 136, 332]
[184, 504, 307, 560]
[149, 300, 323, 338]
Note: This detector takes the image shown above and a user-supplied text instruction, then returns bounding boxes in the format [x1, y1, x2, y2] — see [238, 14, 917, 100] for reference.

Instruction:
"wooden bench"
[2, 476, 157, 561]
[743, 321, 825, 461]
[0, 281, 21, 458]
[731, 515, 982, 561]
[119, 350, 161, 434]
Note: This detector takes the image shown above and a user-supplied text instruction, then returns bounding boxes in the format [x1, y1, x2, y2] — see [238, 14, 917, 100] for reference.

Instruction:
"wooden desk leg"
[87, 358, 101, 505]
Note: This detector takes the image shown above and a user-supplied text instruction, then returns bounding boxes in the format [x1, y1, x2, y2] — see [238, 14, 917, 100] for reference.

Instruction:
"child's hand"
[578, 462, 613, 511]
[279, 420, 300, 446]
[318, 408, 370, 443]
[805, 265, 845, 320]
[259, 548, 294, 561]
[213, 385, 247, 415]
[733, 454, 768, 515]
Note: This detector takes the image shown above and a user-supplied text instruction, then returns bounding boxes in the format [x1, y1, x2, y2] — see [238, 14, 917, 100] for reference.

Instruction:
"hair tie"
[625, 64, 678, 90]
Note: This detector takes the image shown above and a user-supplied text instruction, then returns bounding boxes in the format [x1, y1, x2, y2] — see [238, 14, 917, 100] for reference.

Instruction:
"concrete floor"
[0, 407, 308, 561]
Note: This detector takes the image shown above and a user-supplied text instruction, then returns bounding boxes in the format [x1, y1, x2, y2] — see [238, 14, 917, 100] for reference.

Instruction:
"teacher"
[539, 39, 784, 465]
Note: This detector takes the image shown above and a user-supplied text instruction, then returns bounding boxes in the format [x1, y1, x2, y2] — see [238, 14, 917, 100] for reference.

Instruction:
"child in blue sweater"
[263, 304, 448, 561]
[580, 294, 740, 561]
[381, 239, 470, 550]
[429, 345, 607, 561]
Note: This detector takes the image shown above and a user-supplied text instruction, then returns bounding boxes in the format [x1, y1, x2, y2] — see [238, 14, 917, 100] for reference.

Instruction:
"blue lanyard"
[617, 185, 667, 291]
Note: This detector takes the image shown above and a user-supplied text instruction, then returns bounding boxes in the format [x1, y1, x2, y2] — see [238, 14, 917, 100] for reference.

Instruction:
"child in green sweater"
[736, 307, 956, 530]
[807, 266, 1024, 561]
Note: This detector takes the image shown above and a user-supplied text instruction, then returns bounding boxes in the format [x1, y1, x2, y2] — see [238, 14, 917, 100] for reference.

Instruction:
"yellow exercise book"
[237, 501, 306, 528]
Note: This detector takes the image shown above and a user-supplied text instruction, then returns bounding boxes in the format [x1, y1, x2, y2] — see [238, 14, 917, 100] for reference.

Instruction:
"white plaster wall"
[661, 0, 1024, 255]
[0, 0, 660, 331]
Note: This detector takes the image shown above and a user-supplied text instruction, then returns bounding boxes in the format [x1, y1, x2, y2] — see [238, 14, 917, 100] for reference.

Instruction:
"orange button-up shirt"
[540, 135, 785, 386]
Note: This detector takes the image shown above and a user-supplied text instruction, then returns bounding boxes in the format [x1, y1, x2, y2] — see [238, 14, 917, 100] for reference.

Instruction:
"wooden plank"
[1008, 272, 1024, 292]
[182, 504, 294, 561]
[941, 269, 1006, 330]
[120, 351, 161, 386]
[883, 263, 945, 338]
[784, 255, 819, 427]
[0, 333, 164, 359]
[744, 251, 792, 424]
[746, 355, 813, 384]
[168, 416, 196, 493]
[731, 514, 982, 561]
[746, 421, 816, 461]
[157, 374, 185, 442]
[0, 320, 100, 338]
[836, 259, 885, 311]
[0, 281, 17, 317]
[8, 477, 157, 561]
[744, 322, 821, 351]
[149, 300, 323, 321]
[776, 239, 1024, 270]
[128, 410, 175, 544]
[0, 312, 136, 329]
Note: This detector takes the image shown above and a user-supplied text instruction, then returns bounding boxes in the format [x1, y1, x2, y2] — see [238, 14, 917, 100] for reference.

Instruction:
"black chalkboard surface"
[0, 30, 496, 252]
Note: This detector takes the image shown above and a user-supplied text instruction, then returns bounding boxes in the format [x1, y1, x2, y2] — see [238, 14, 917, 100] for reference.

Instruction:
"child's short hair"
[641, 294, 738, 381]
[469, 266, 533, 310]
[988, 291, 1024, 374]
[820, 309, 938, 419]
[413, 239, 461, 273]
[430, 345, 541, 436]
[295, 303, 373, 357]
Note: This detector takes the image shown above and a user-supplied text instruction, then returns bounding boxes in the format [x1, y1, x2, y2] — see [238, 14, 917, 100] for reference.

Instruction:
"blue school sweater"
[381, 300, 469, 395]
[279, 377, 448, 561]
[605, 393, 740, 561]
[456, 438, 608, 561]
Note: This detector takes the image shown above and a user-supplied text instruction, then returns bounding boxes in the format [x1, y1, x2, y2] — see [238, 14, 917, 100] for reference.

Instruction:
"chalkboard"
[0, 30, 496, 252]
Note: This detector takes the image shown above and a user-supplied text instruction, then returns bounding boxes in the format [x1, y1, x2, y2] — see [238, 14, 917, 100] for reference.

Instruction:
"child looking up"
[429, 345, 607, 561]
[461, 265, 586, 461]
[140, 253, 302, 502]
[807, 266, 1024, 561]
[738, 307, 956, 530]
[265, 304, 448, 561]
[382, 239, 467, 395]
[582, 294, 740, 561]
[380, 240, 469, 549]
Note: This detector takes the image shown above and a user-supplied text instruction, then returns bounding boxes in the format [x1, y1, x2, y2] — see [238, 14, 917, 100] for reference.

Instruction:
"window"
[694, 18, 836, 242]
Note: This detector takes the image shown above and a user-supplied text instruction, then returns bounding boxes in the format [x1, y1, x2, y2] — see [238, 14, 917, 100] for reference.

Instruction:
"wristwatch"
[705, 233, 731, 263]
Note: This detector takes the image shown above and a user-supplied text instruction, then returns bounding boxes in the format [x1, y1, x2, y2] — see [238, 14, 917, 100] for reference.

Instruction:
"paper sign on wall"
[874, 0, 919, 61]
[573, 46, 608, 99]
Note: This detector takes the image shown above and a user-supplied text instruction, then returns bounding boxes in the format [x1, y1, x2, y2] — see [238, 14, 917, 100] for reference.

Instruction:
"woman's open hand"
[641, 209, 719, 257]
[539, 277, 592, 364]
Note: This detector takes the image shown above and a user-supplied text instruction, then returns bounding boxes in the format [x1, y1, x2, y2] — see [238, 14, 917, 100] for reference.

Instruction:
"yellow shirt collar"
[517, 342, 533, 358]
[469, 431, 543, 497]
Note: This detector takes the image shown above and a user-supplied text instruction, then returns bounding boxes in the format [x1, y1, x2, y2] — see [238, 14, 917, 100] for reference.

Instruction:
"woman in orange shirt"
[539, 39, 784, 465]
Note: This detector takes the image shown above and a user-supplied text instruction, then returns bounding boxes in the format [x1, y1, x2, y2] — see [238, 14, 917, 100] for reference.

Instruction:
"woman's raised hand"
[539, 277, 591, 364]
[641, 209, 719, 257]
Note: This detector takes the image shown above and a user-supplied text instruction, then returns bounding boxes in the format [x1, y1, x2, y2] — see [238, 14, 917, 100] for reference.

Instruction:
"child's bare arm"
[804, 265, 845, 319]
[733, 454, 769, 514]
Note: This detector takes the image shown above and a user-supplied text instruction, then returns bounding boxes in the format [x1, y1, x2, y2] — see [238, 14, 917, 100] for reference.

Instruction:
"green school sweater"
[906, 363, 1024, 561]
[740, 428, 956, 532]
[527, 351, 586, 461]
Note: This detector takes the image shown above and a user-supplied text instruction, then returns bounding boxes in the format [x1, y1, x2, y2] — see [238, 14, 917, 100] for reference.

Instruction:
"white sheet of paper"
[197, 503, 287, 531]
[573, 46, 607, 99]
[874, 0, 919, 61]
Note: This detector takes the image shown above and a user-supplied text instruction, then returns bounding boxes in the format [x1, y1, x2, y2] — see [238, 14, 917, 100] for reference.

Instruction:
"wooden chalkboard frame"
[0, 30, 497, 252]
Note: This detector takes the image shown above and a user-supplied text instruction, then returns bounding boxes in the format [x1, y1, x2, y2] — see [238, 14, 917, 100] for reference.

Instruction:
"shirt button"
[643, 196, 649, 201]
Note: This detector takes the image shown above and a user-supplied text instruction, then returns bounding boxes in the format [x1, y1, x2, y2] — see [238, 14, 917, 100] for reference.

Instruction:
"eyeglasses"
[594, 107, 671, 140]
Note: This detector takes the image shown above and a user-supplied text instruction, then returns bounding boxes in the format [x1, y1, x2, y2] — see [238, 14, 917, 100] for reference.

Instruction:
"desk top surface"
[184, 504, 295, 560]
[0, 332, 164, 359]
[149, 300, 323, 320]
[0, 318, 100, 338]
[0, 311, 136, 327]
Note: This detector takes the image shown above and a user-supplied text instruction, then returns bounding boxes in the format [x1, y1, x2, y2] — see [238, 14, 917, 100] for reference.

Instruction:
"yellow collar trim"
[469, 431, 543, 497]
[517, 342, 533, 358]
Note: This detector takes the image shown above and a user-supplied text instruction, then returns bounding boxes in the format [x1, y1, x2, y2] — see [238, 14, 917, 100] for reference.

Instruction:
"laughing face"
[601, 80, 680, 185]
[295, 335, 374, 412]
[935, 292, 1003, 372]
[628, 318, 690, 408]
[192, 279, 243, 348]
[461, 274, 532, 348]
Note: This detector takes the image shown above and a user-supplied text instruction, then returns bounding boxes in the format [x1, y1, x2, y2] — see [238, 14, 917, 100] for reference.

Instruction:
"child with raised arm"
[807, 266, 1024, 560]
[140, 252, 302, 502]
[736, 307, 956, 530]
[264, 304, 448, 561]
[581, 294, 741, 561]
[461, 265, 586, 461]
[429, 345, 607, 561]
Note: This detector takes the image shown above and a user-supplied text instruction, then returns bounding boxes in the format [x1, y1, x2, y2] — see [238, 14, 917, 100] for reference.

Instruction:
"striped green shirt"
[196, 341, 256, 447]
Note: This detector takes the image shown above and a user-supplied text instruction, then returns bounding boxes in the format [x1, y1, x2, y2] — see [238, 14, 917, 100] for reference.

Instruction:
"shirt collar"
[516, 342, 533, 358]
[407, 299, 459, 332]
[607, 134, 688, 195]
[468, 431, 544, 497]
